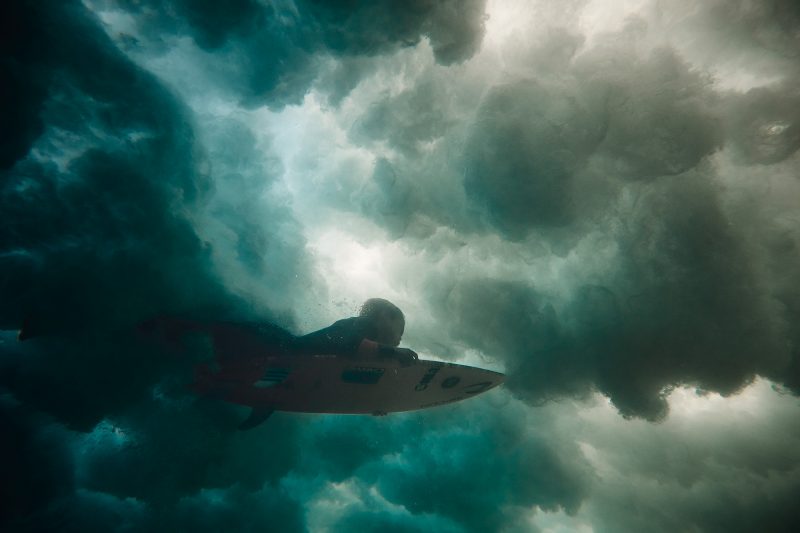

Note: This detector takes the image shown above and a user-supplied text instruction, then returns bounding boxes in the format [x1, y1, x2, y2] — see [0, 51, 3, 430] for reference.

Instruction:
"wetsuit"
[292, 317, 373, 356]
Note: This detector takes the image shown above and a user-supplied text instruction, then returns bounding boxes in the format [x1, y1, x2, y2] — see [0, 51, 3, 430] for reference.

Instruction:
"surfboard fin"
[238, 407, 274, 430]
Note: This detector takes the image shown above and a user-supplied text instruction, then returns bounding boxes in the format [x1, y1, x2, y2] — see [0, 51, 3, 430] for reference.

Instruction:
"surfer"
[294, 298, 418, 365]
[139, 297, 418, 366]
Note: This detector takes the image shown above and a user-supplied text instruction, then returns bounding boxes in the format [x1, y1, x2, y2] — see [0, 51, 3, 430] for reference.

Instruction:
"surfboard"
[214, 355, 505, 416]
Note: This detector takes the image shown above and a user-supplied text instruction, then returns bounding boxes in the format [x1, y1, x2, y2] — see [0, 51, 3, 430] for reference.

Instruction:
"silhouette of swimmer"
[139, 297, 418, 389]
[293, 298, 418, 364]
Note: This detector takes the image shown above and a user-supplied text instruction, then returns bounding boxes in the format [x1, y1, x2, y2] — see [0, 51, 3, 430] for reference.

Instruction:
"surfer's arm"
[357, 339, 418, 366]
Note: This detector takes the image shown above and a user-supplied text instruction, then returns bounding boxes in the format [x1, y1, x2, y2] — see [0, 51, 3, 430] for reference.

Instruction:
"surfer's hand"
[394, 348, 418, 367]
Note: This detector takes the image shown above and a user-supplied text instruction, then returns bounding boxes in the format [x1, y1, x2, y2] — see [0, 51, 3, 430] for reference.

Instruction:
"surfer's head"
[359, 298, 405, 347]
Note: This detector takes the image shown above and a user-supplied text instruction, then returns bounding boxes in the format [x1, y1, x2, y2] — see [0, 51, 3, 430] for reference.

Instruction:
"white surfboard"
[228, 355, 505, 415]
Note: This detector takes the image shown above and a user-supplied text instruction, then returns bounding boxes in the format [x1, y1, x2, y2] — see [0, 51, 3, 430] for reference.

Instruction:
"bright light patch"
[579, 0, 653, 40]
[257, 94, 376, 219]
[84, 1, 138, 36]
[483, 0, 533, 46]
[529, 508, 595, 533]
[307, 228, 397, 317]
[763, 121, 790, 136]
[666, 379, 778, 419]
[304, 479, 364, 532]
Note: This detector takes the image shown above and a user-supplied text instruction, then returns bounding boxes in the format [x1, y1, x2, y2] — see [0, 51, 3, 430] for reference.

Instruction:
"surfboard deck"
[215, 355, 505, 415]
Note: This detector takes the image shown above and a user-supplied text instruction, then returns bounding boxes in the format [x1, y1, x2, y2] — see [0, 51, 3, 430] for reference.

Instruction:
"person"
[138, 297, 418, 366]
[294, 298, 418, 365]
